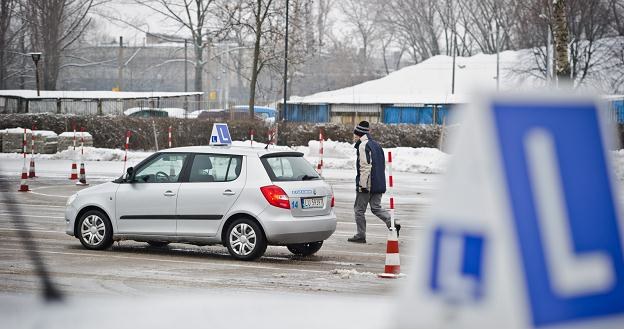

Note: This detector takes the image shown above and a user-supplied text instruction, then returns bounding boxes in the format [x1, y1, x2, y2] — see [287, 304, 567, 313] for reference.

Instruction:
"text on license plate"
[302, 197, 324, 209]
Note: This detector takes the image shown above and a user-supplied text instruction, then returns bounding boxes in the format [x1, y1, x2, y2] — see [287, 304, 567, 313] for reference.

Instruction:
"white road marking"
[0, 202, 65, 208]
[0, 247, 333, 274]
[0, 213, 64, 220]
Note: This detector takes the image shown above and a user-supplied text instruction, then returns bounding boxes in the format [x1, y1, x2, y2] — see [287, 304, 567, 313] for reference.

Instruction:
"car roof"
[160, 145, 301, 157]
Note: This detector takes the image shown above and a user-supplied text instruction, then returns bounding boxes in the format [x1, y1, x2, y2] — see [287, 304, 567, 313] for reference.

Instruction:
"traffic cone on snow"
[69, 161, 78, 180]
[76, 162, 88, 186]
[28, 158, 37, 178]
[18, 164, 30, 192]
[378, 227, 402, 278]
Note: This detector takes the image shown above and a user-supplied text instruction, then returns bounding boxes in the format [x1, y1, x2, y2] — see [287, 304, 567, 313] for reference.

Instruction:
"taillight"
[260, 185, 290, 209]
[331, 195, 335, 207]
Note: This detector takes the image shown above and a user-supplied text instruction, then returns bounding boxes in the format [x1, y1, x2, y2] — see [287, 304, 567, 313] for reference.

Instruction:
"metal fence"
[0, 96, 279, 117]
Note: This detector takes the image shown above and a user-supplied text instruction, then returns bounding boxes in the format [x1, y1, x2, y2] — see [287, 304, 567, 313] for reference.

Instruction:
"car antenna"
[0, 176, 63, 302]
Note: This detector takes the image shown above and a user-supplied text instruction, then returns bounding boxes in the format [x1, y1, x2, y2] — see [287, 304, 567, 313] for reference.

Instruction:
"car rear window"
[261, 156, 320, 182]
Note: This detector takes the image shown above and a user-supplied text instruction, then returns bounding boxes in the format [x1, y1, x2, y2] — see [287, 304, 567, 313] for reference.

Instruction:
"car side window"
[134, 153, 187, 183]
[189, 154, 242, 183]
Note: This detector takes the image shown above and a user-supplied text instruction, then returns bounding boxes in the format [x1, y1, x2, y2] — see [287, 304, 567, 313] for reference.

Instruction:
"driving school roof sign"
[210, 123, 232, 145]
[396, 94, 624, 328]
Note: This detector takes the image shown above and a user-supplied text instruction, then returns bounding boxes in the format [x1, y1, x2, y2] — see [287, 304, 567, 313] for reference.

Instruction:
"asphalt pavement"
[0, 167, 439, 298]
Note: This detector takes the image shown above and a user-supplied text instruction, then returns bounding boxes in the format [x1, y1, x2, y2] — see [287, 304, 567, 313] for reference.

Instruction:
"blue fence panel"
[383, 106, 435, 124]
[383, 107, 401, 123]
[612, 100, 624, 123]
[284, 104, 329, 123]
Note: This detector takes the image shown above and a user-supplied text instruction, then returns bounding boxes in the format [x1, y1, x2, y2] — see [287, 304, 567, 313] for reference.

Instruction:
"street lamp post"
[29, 52, 42, 96]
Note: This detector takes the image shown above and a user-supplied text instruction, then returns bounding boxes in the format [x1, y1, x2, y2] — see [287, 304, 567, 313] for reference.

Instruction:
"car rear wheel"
[287, 241, 323, 256]
[147, 241, 170, 248]
[225, 218, 267, 261]
[77, 210, 113, 250]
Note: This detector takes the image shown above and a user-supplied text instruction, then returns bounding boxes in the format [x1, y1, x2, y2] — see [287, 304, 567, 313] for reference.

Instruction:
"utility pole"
[224, 43, 230, 111]
[283, 0, 289, 122]
[184, 39, 188, 114]
[117, 36, 124, 91]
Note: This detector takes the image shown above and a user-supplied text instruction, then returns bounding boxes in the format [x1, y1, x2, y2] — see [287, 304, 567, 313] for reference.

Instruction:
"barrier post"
[123, 130, 131, 172]
[317, 127, 324, 176]
[378, 151, 401, 278]
[28, 125, 37, 178]
[19, 128, 30, 191]
[168, 126, 172, 148]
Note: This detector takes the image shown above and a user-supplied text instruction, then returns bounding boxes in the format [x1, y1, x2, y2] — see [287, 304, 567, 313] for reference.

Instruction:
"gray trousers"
[354, 192, 392, 238]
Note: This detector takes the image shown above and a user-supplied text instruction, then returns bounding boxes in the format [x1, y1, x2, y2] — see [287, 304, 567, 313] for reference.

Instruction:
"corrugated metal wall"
[284, 104, 330, 123]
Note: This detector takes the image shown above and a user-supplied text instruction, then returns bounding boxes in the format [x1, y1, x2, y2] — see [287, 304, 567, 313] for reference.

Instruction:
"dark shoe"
[348, 236, 366, 243]
[395, 224, 401, 237]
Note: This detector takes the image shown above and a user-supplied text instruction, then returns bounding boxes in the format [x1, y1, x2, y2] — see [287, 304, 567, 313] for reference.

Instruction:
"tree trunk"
[248, 1, 263, 120]
[194, 37, 203, 93]
[553, 0, 571, 84]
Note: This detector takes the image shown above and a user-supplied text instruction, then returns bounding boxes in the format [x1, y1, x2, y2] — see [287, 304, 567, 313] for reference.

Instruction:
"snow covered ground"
[0, 139, 449, 176]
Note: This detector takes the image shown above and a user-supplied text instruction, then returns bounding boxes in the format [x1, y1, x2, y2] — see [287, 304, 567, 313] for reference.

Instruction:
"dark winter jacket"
[355, 134, 386, 193]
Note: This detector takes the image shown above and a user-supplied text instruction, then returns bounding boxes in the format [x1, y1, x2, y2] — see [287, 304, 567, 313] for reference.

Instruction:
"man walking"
[348, 121, 400, 243]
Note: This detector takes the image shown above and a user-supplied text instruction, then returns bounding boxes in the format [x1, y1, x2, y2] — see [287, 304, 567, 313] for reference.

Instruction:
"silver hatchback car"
[65, 146, 337, 260]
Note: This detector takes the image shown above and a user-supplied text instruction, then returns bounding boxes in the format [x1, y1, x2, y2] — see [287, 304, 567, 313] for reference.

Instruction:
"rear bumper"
[258, 208, 337, 245]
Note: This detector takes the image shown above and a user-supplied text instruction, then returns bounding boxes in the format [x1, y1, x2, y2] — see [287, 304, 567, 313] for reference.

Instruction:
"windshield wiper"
[301, 174, 320, 180]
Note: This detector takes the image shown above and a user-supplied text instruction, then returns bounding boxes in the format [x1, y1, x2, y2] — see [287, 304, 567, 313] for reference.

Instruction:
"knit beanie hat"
[354, 121, 370, 137]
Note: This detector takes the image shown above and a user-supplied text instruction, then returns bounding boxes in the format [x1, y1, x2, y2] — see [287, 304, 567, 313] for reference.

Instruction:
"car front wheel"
[287, 241, 323, 256]
[225, 218, 267, 261]
[77, 210, 113, 250]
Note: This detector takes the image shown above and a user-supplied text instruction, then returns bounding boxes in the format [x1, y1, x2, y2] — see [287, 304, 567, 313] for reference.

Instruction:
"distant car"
[65, 146, 336, 260]
[194, 106, 276, 122]
[124, 107, 188, 118]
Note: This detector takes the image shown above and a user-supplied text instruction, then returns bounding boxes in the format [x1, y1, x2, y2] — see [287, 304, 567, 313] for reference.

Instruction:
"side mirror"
[125, 167, 134, 182]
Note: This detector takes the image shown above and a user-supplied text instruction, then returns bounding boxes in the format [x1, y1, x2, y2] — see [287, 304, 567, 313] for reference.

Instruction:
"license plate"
[302, 197, 324, 209]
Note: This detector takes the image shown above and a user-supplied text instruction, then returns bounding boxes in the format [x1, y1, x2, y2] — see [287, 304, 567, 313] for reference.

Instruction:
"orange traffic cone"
[76, 162, 88, 186]
[18, 164, 30, 192]
[69, 161, 78, 180]
[378, 227, 402, 278]
[28, 158, 37, 178]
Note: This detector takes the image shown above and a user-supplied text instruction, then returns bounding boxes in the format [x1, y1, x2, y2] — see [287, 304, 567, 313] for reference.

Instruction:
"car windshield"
[261, 156, 320, 182]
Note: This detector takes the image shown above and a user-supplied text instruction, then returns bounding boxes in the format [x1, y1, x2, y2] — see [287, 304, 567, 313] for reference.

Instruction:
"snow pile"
[51, 147, 151, 162]
[391, 147, 449, 174]
[0, 139, 450, 174]
[329, 269, 376, 279]
[611, 150, 624, 180]
[2, 127, 32, 134]
[307, 139, 352, 159]
[302, 139, 448, 174]
[33, 130, 57, 137]
[59, 131, 92, 138]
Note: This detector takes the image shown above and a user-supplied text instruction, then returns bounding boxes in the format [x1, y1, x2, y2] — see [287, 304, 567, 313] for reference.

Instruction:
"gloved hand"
[358, 186, 370, 193]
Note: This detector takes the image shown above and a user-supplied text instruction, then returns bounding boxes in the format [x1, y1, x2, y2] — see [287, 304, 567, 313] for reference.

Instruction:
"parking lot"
[0, 161, 439, 297]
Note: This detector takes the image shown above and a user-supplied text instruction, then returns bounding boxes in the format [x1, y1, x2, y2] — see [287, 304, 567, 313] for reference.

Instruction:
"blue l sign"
[493, 101, 624, 327]
[429, 227, 486, 302]
[216, 124, 231, 143]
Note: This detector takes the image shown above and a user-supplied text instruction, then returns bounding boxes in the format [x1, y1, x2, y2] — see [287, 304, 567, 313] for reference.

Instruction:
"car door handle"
[163, 191, 176, 197]
[223, 189, 236, 196]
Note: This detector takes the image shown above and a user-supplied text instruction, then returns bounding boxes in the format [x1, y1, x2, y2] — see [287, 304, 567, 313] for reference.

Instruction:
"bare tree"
[610, 0, 624, 35]
[134, 0, 231, 93]
[383, 0, 441, 64]
[22, 0, 97, 90]
[0, 0, 19, 89]
[228, 0, 285, 118]
[553, 0, 571, 81]
[316, 0, 333, 55]
[340, 0, 381, 76]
